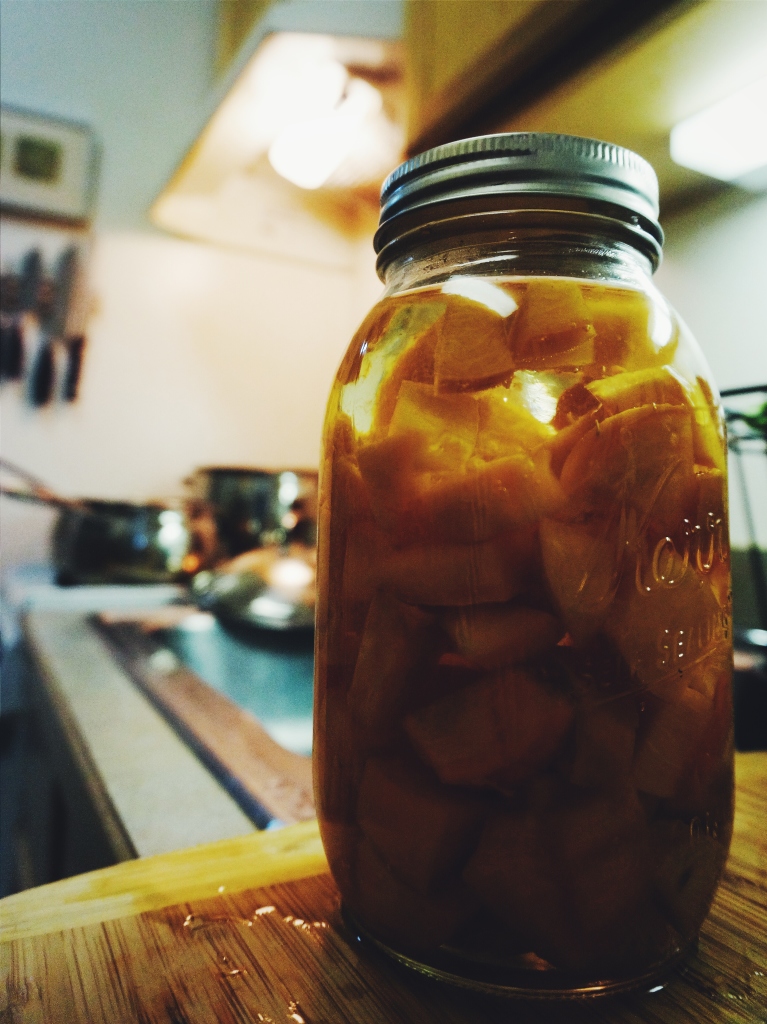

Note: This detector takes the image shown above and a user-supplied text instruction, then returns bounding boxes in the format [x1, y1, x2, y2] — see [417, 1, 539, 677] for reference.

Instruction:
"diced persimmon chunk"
[406, 668, 573, 786]
[582, 284, 649, 364]
[582, 284, 677, 369]
[464, 787, 656, 971]
[389, 381, 479, 468]
[651, 820, 727, 937]
[348, 592, 437, 745]
[443, 603, 563, 670]
[560, 403, 696, 535]
[314, 682, 366, 823]
[475, 385, 556, 459]
[511, 279, 595, 369]
[634, 686, 714, 798]
[540, 517, 623, 641]
[378, 538, 529, 607]
[350, 837, 478, 953]
[569, 693, 638, 789]
[360, 394, 563, 543]
[694, 467, 726, 556]
[586, 366, 688, 417]
[687, 648, 730, 702]
[395, 452, 562, 543]
[340, 301, 445, 435]
[357, 431, 432, 506]
[548, 789, 661, 971]
[552, 382, 601, 430]
[373, 317, 440, 432]
[463, 810, 566, 960]
[689, 377, 727, 473]
[435, 287, 516, 391]
[555, 784, 647, 864]
[341, 521, 394, 605]
[326, 450, 375, 541]
[606, 568, 725, 698]
[356, 754, 485, 894]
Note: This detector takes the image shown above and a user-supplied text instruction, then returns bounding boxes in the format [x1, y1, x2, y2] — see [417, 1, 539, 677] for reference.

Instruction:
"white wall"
[655, 189, 767, 392]
[1, 229, 376, 500]
[655, 189, 767, 549]
[0, 0, 219, 231]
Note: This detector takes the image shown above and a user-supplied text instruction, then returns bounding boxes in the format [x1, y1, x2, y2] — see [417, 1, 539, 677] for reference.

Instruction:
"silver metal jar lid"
[376, 132, 663, 260]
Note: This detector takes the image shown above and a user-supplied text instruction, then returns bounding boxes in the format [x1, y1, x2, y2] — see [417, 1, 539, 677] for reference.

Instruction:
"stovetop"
[97, 610, 314, 756]
[95, 608, 315, 828]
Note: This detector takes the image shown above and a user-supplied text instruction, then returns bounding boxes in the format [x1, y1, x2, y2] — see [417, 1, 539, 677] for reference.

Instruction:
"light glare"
[670, 75, 767, 186]
[521, 377, 559, 424]
[268, 76, 383, 190]
[249, 595, 294, 620]
[277, 471, 300, 506]
[441, 277, 518, 317]
[269, 557, 314, 591]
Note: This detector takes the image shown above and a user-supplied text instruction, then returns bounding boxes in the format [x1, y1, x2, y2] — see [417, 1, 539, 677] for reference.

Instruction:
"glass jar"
[314, 134, 734, 998]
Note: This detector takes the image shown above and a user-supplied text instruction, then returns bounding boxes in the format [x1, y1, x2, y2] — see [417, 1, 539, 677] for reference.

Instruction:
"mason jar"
[313, 133, 734, 998]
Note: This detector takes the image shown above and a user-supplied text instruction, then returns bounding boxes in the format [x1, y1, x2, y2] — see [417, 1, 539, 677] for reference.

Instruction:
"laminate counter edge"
[20, 611, 254, 861]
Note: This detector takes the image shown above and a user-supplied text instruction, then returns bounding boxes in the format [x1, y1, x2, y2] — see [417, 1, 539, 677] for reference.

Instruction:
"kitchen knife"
[1, 248, 42, 383]
[29, 245, 78, 407]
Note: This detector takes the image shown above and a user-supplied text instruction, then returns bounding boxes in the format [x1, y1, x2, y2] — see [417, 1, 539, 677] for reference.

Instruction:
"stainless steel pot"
[186, 466, 318, 558]
[51, 499, 195, 585]
[0, 460, 198, 585]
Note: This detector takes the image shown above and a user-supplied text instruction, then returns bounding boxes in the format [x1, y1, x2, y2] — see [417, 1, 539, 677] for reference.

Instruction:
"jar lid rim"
[378, 133, 661, 250]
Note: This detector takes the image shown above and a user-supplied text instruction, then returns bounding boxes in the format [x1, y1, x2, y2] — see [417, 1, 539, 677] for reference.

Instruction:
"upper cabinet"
[494, 0, 767, 206]
[153, 0, 766, 260]
[215, 0, 273, 76]
[403, 0, 685, 154]
[152, 21, 403, 267]
[405, 0, 540, 149]
[404, 0, 767, 208]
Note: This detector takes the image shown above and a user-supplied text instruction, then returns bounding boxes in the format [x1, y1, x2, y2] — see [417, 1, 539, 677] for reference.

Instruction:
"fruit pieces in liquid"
[314, 276, 734, 978]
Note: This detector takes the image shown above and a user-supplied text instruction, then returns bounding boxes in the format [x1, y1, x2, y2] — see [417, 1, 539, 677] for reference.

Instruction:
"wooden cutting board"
[2, 754, 766, 1024]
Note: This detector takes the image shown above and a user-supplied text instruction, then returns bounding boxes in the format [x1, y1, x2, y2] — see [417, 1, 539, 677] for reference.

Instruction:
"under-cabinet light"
[151, 32, 404, 262]
[268, 75, 383, 191]
[670, 75, 767, 188]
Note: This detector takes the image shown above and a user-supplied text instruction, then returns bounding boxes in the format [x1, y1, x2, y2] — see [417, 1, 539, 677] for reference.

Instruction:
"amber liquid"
[314, 276, 734, 988]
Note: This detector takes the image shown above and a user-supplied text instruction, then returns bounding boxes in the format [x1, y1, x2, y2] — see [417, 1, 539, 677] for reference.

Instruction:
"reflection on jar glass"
[313, 134, 733, 998]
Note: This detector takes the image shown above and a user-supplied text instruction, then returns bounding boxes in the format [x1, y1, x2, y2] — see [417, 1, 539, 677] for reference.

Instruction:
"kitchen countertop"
[20, 606, 316, 856]
[21, 609, 256, 857]
[1, 753, 765, 1023]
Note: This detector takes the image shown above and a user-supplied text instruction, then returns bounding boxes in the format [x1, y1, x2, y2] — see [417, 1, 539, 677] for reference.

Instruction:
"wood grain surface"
[0, 820, 327, 944]
[2, 754, 765, 1024]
